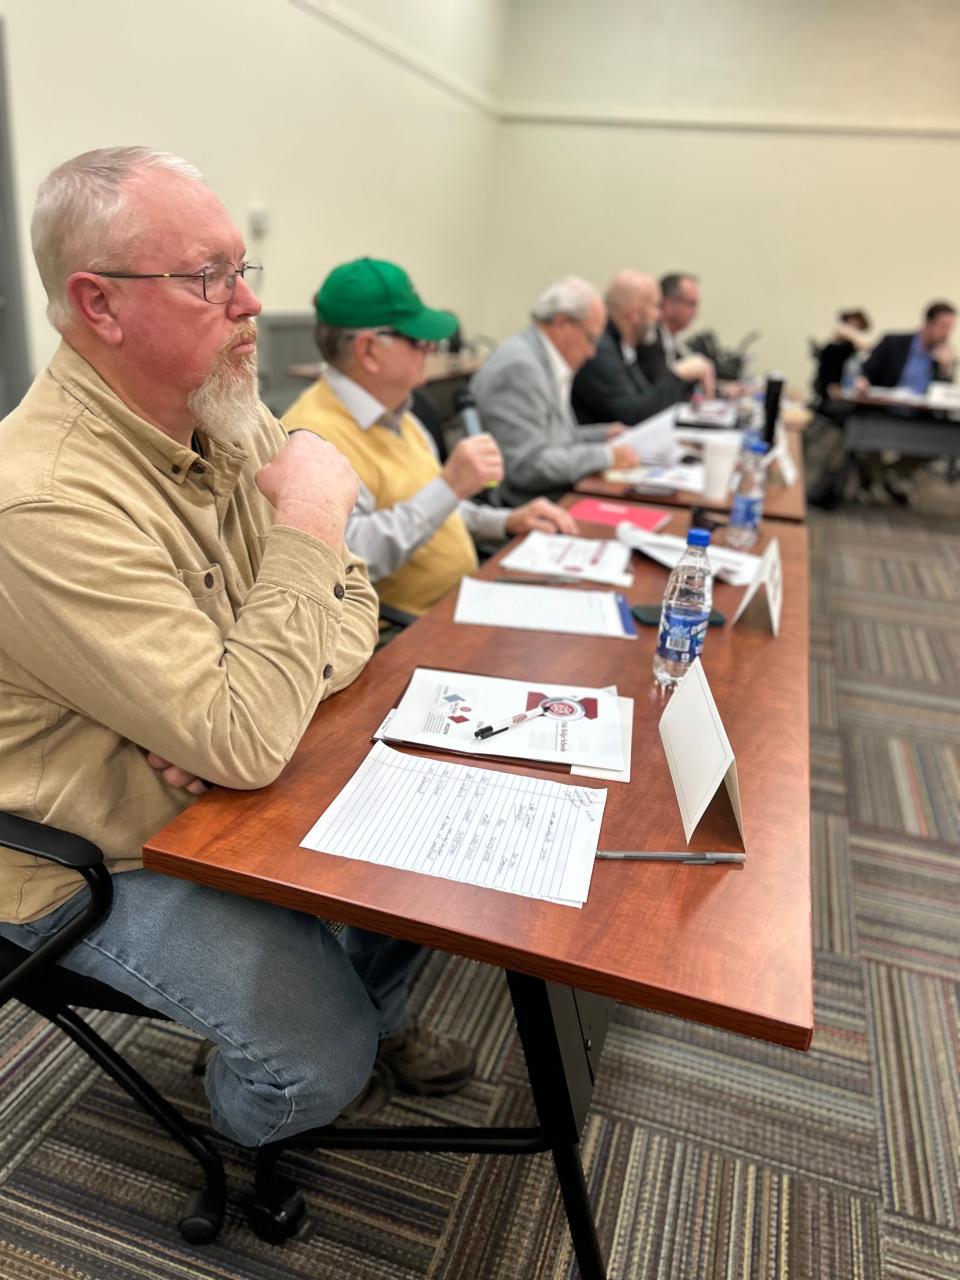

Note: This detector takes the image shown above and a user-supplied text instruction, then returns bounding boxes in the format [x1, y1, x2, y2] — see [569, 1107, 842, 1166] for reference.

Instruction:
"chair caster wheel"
[178, 1187, 225, 1244]
[246, 1183, 307, 1244]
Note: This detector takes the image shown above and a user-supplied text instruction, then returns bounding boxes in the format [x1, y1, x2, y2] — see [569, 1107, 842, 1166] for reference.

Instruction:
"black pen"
[474, 706, 546, 740]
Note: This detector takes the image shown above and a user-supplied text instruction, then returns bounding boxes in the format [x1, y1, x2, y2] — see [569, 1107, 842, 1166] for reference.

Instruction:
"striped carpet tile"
[866, 963, 960, 1229]
[811, 809, 857, 956]
[882, 1216, 960, 1279]
[851, 830, 960, 979]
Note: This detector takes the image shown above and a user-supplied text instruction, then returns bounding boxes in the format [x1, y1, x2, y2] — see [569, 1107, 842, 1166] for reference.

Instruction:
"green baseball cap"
[314, 257, 458, 342]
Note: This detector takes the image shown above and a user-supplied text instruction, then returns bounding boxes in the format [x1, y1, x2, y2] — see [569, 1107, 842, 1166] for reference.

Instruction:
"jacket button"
[204, 572, 215, 589]
[345, 564, 355, 574]
[171, 464, 182, 475]
[190, 461, 205, 474]
[323, 664, 334, 680]
[333, 583, 345, 600]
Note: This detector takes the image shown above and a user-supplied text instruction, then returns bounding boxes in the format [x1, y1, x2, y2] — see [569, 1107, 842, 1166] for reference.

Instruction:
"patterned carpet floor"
[1, 477, 958, 1279]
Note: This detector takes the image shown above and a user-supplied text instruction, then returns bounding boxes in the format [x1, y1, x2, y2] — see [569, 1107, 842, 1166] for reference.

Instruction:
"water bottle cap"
[686, 527, 711, 547]
[750, 440, 769, 454]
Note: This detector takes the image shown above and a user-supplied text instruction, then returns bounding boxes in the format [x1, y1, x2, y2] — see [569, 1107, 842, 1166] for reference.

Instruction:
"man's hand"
[604, 423, 628, 440]
[931, 343, 956, 370]
[504, 498, 579, 537]
[145, 752, 209, 796]
[257, 432, 360, 547]
[852, 374, 869, 395]
[674, 354, 717, 399]
[610, 441, 641, 469]
[442, 434, 504, 499]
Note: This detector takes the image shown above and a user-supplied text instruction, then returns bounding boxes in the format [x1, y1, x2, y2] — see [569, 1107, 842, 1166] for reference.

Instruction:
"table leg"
[506, 970, 612, 1280]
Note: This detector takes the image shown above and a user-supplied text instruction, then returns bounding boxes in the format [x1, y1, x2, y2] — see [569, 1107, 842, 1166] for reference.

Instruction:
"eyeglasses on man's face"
[364, 328, 438, 354]
[90, 260, 262, 305]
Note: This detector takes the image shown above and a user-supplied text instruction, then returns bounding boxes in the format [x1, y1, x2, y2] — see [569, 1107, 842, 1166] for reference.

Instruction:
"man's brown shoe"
[377, 1020, 476, 1096]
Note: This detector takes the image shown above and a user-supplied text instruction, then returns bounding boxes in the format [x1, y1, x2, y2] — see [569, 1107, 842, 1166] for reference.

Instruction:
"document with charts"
[300, 741, 607, 907]
[379, 667, 625, 772]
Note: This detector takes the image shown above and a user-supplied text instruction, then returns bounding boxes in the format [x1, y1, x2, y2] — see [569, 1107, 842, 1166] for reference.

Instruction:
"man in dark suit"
[572, 271, 714, 426]
[860, 301, 956, 391]
[634, 272, 701, 384]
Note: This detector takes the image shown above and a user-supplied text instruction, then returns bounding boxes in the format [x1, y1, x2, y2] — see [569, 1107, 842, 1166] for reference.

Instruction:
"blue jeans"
[0, 869, 424, 1147]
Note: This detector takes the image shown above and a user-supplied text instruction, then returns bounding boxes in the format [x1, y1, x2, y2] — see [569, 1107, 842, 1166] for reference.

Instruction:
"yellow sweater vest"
[283, 378, 477, 616]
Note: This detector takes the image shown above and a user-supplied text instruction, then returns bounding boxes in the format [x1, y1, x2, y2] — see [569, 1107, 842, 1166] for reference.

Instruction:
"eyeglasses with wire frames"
[89, 260, 262, 305]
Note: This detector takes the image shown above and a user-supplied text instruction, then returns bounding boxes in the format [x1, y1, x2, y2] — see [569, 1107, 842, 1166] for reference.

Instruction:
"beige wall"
[4, 0, 960, 390]
[485, 0, 960, 388]
[1, 0, 502, 371]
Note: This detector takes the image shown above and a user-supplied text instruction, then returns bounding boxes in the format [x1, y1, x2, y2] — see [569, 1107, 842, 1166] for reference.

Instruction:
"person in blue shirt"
[853, 302, 956, 503]
[860, 302, 956, 392]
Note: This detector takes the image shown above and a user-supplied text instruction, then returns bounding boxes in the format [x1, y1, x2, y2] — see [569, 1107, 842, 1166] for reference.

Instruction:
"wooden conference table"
[574, 428, 807, 522]
[144, 507, 812, 1278]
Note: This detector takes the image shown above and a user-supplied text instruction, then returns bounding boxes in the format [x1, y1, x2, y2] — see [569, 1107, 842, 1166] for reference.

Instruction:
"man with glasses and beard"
[284, 258, 576, 620]
[0, 148, 476, 1150]
[470, 277, 643, 505]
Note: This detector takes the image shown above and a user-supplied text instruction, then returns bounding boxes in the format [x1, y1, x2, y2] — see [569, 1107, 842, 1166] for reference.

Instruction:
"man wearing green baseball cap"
[284, 258, 576, 619]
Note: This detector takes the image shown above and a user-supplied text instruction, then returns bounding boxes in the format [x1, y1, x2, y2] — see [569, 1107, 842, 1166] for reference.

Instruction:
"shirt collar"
[535, 327, 573, 396]
[47, 341, 246, 485]
[322, 365, 388, 430]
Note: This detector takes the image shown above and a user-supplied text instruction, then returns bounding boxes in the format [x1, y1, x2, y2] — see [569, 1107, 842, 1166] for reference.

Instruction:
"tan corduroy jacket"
[0, 342, 378, 923]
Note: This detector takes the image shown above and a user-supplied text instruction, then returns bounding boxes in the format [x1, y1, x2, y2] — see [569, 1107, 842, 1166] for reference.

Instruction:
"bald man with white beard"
[571, 270, 715, 425]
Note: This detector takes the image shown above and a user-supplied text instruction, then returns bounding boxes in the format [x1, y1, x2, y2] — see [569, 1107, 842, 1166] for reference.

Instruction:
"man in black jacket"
[572, 271, 714, 425]
[860, 302, 956, 391]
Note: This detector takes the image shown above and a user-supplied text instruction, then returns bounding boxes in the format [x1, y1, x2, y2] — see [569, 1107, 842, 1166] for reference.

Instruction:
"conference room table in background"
[834, 388, 960, 460]
[143, 506, 812, 1279]
[574, 427, 807, 522]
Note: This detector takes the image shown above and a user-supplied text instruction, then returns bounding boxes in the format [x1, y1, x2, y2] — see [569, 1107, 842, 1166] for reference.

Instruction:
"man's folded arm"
[0, 501, 378, 789]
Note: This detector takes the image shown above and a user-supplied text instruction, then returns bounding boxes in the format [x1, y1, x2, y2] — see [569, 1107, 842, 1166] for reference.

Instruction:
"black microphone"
[453, 389, 501, 507]
[454, 389, 484, 438]
[762, 372, 785, 445]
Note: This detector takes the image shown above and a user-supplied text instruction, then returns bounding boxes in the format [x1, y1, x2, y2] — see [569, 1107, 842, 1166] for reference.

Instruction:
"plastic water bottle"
[652, 528, 713, 688]
[726, 439, 768, 550]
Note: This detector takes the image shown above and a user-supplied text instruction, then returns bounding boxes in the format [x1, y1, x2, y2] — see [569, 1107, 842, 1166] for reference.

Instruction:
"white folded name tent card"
[731, 536, 783, 635]
[658, 660, 744, 846]
[762, 433, 799, 488]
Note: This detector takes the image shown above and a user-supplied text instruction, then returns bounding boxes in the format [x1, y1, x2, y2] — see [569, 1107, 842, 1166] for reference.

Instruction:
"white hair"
[530, 276, 599, 325]
[31, 146, 204, 332]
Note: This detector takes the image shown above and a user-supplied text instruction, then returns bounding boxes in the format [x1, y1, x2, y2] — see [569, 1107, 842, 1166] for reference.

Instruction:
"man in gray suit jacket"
[471, 278, 641, 505]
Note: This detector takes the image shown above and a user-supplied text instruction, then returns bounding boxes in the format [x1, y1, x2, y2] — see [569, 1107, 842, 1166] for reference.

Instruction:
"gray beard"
[187, 353, 261, 444]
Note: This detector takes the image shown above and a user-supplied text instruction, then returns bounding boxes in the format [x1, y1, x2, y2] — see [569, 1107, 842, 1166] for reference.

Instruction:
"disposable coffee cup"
[703, 438, 741, 502]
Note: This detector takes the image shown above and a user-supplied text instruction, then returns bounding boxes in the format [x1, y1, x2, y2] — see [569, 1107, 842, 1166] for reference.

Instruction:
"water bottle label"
[656, 609, 709, 663]
[730, 494, 762, 529]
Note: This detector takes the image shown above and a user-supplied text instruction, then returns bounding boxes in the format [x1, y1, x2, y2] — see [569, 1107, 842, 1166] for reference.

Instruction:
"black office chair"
[411, 387, 449, 461]
[0, 812, 226, 1243]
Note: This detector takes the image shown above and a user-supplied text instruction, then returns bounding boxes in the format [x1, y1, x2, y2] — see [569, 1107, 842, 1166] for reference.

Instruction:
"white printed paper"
[571, 696, 634, 783]
[615, 526, 761, 586]
[606, 461, 705, 493]
[620, 406, 682, 465]
[500, 530, 633, 586]
[454, 578, 636, 639]
[658, 661, 744, 846]
[383, 668, 626, 771]
[300, 741, 606, 907]
[731, 537, 783, 635]
[675, 400, 739, 429]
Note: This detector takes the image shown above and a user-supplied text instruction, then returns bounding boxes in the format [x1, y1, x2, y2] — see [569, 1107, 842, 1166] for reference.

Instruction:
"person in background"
[813, 308, 872, 406]
[0, 148, 474, 1148]
[471, 277, 642, 505]
[634, 272, 704, 383]
[283, 258, 577, 619]
[572, 270, 715, 426]
[854, 301, 957, 503]
[858, 301, 956, 392]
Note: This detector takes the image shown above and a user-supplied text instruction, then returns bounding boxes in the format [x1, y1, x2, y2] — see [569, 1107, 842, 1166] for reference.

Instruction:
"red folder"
[568, 498, 670, 531]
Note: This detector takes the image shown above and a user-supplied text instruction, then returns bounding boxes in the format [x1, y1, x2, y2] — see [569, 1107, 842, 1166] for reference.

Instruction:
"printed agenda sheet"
[499, 530, 633, 586]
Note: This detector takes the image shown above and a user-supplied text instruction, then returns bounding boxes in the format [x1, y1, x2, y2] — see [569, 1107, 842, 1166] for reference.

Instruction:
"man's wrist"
[274, 500, 348, 547]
